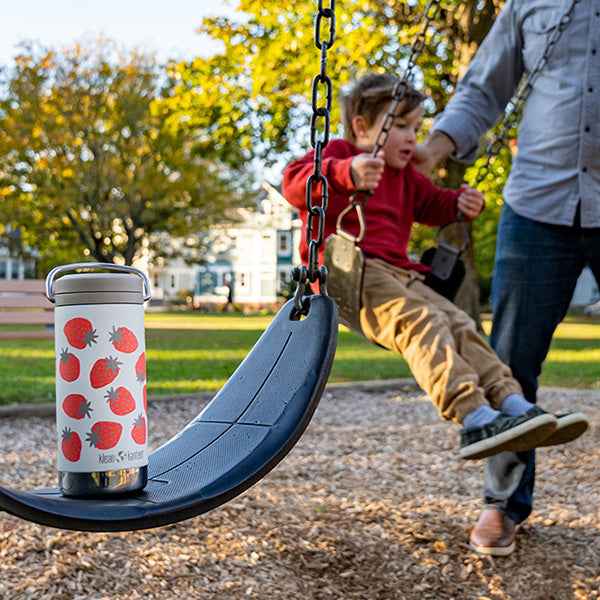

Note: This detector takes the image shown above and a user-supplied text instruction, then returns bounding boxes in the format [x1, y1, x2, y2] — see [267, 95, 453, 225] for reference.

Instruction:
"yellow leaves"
[61, 168, 75, 178]
[40, 52, 55, 70]
[432, 540, 447, 554]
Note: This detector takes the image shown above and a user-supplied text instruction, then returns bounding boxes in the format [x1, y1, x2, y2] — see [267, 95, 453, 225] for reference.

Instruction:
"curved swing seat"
[0, 295, 338, 532]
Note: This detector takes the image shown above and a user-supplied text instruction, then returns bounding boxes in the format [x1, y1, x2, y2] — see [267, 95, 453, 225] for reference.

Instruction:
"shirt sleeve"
[411, 166, 461, 227]
[431, 0, 524, 163]
[282, 140, 356, 209]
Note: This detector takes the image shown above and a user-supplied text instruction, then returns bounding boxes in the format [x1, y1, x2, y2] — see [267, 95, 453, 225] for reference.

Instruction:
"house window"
[278, 232, 291, 256]
[170, 274, 176, 289]
[23, 261, 36, 278]
[10, 261, 21, 279]
[261, 271, 275, 297]
[0, 261, 7, 279]
[239, 272, 248, 287]
[278, 269, 289, 292]
[153, 274, 160, 288]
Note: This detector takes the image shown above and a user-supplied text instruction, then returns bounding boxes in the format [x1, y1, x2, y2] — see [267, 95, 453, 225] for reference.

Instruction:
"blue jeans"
[484, 204, 600, 524]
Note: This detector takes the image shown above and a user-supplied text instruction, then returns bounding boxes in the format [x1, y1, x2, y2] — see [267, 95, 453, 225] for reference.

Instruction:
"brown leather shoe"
[469, 508, 518, 556]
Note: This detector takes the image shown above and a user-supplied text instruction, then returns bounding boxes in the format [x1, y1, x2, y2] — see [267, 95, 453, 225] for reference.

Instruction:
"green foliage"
[172, 0, 510, 287]
[0, 38, 253, 271]
[0, 2, 514, 280]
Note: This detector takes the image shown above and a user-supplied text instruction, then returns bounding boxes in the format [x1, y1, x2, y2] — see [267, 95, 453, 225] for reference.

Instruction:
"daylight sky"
[0, 0, 242, 65]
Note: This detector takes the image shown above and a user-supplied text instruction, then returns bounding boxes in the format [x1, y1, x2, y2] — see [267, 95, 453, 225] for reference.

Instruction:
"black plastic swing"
[0, 294, 338, 532]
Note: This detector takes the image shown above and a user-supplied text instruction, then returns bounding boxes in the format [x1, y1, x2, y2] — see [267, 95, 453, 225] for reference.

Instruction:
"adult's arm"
[417, 0, 524, 171]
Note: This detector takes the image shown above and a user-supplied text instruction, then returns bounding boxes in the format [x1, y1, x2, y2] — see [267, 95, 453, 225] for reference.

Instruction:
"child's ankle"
[462, 405, 500, 429]
[500, 394, 535, 416]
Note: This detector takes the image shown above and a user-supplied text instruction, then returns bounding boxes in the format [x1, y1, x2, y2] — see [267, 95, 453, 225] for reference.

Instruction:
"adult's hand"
[413, 130, 457, 175]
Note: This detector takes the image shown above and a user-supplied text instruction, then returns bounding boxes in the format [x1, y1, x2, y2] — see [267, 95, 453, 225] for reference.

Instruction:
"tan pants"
[359, 259, 522, 423]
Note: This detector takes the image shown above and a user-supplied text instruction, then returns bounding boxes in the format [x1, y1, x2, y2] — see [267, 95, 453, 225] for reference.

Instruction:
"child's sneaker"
[460, 406, 557, 460]
[536, 411, 588, 446]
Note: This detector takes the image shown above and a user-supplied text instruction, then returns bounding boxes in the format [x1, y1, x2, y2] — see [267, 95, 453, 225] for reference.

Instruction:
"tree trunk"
[431, 0, 500, 329]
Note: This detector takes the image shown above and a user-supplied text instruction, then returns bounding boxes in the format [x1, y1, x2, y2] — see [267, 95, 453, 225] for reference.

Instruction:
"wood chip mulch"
[0, 385, 598, 600]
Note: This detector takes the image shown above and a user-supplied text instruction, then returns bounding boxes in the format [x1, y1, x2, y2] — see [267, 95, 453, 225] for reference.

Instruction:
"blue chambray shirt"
[432, 0, 600, 228]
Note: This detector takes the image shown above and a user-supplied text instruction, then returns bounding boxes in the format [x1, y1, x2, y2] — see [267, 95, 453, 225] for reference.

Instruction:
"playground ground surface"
[0, 381, 598, 600]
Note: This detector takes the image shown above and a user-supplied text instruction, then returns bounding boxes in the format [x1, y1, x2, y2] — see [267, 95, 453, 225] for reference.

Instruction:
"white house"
[0, 251, 36, 280]
[0, 229, 36, 280]
[146, 182, 302, 309]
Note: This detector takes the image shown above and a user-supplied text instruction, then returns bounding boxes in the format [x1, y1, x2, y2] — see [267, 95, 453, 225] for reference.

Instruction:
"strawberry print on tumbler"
[49, 266, 150, 497]
[64, 317, 98, 349]
[54, 305, 147, 475]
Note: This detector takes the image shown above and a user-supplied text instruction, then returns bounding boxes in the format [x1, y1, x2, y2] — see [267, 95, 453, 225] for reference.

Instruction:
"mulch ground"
[0, 384, 598, 600]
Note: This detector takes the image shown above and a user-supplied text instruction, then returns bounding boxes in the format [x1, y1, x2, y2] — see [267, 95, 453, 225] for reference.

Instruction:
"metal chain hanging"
[293, 0, 336, 313]
[471, 0, 581, 184]
[372, 0, 442, 157]
[336, 0, 442, 242]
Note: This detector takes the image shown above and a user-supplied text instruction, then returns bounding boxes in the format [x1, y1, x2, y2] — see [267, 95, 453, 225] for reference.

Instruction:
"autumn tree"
[171, 0, 509, 318]
[0, 38, 252, 272]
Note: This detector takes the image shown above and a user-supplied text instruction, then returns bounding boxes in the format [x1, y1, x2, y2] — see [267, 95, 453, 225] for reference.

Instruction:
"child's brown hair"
[340, 73, 425, 143]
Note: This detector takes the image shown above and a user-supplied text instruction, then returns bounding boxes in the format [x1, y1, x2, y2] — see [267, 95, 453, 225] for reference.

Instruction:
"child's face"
[354, 104, 422, 170]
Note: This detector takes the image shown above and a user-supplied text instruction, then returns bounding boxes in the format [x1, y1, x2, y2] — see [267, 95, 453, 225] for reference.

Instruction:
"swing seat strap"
[324, 231, 365, 334]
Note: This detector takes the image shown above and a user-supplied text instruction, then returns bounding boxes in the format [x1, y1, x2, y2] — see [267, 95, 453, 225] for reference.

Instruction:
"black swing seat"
[0, 295, 338, 532]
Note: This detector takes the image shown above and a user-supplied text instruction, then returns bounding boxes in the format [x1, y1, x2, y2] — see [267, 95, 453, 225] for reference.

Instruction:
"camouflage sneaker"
[460, 406, 557, 460]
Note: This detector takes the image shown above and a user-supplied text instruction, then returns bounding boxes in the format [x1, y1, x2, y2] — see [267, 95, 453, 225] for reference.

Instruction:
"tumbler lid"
[46, 263, 151, 306]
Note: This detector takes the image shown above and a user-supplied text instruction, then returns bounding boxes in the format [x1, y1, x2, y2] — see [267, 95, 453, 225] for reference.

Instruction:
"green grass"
[0, 312, 598, 405]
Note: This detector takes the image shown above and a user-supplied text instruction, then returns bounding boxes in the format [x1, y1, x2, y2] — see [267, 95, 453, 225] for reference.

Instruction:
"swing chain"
[294, 0, 336, 313]
[373, 0, 442, 157]
[472, 0, 581, 184]
[340, 0, 442, 238]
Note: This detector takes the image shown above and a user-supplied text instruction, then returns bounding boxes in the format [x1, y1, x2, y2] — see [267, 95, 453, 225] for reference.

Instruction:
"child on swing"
[283, 73, 588, 459]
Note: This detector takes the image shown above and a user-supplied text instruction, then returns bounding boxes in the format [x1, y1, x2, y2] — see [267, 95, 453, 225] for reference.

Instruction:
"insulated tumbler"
[46, 263, 151, 497]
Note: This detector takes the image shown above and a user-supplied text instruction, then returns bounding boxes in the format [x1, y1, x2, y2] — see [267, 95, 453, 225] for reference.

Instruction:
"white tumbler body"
[50, 269, 148, 497]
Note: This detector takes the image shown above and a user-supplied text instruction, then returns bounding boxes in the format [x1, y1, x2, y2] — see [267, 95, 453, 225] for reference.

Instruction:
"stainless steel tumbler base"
[59, 466, 148, 498]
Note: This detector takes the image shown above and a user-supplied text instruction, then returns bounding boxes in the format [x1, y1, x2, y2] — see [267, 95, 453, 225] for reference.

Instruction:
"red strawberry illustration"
[61, 428, 82, 462]
[131, 414, 146, 445]
[90, 356, 122, 389]
[109, 325, 138, 353]
[59, 348, 80, 382]
[86, 421, 122, 450]
[62, 394, 93, 419]
[63, 317, 98, 349]
[142, 384, 147, 413]
[105, 386, 135, 416]
[135, 352, 146, 384]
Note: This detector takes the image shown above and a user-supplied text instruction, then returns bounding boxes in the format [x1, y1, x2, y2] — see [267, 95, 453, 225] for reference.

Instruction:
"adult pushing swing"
[324, 0, 581, 334]
[0, 2, 338, 532]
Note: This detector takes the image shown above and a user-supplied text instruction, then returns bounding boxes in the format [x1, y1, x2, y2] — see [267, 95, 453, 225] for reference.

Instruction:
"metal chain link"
[293, 0, 336, 312]
[341, 0, 442, 238]
[373, 0, 442, 156]
[472, 0, 581, 184]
